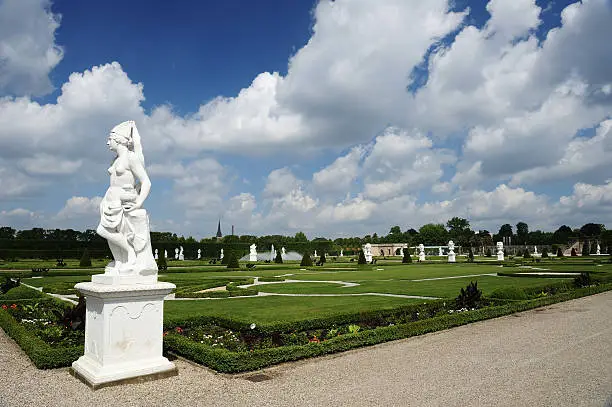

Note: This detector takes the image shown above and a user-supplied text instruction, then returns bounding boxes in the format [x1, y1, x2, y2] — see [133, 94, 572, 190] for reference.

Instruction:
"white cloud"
[312, 146, 364, 196]
[54, 196, 102, 222]
[0, 0, 63, 96]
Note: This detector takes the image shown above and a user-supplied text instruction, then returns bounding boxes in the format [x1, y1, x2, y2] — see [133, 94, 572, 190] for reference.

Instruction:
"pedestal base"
[448, 253, 456, 263]
[497, 254, 504, 261]
[72, 281, 176, 389]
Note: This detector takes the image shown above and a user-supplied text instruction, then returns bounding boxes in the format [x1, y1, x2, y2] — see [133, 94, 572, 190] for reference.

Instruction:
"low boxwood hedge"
[0, 300, 83, 369]
[164, 283, 612, 373]
[0, 285, 45, 300]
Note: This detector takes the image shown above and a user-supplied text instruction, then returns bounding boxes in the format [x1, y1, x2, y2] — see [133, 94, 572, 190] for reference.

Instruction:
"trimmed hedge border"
[0, 300, 83, 369]
[164, 283, 612, 373]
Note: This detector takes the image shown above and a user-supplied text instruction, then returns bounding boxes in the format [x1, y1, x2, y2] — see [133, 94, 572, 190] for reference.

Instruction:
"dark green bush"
[541, 247, 549, 258]
[485, 248, 492, 257]
[274, 250, 283, 264]
[226, 252, 240, 269]
[358, 250, 367, 265]
[1, 277, 20, 294]
[574, 272, 592, 288]
[79, 248, 91, 267]
[319, 253, 326, 264]
[523, 249, 531, 259]
[402, 250, 412, 263]
[489, 287, 528, 300]
[157, 248, 167, 270]
[557, 247, 564, 257]
[0, 285, 44, 300]
[455, 281, 482, 309]
[581, 242, 590, 257]
[467, 248, 474, 263]
[300, 252, 313, 267]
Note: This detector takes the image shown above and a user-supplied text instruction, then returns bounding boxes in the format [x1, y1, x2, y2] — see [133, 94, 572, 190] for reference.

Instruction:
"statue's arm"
[126, 155, 151, 211]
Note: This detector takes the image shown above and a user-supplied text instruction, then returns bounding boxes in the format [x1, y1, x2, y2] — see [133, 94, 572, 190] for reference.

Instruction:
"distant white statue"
[270, 244, 275, 262]
[438, 246, 443, 257]
[220, 248, 224, 260]
[534, 246, 538, 255]
[197, 248, 201, 260]
[597, 244, 601, 255]
[447, 240, 456, 263]
[164, 249, 168, 259]
[399, 247, 404, 256]
[178, 246, 184, 261]
[281, 247, 286, 259]
[249, 244, 257, 262]
[314, 249, 317, 258]
[154, 249, 158, 260]
[364, 243, 373, 263]
[418, 244, 425, 261]
[174, 248, 179, 260]
[340, 249, 344, 257]
[96, 120, 157, 276]
[496, 242, 504, 261]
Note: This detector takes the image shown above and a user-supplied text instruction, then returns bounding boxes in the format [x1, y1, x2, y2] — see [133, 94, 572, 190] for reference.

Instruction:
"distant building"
[216, 220, 222, 238]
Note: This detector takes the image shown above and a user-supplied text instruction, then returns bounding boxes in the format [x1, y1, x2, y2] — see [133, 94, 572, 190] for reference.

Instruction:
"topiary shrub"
[319, 253, 326, 264]
[1, 277, 20, 294]
[226, 252, 239, 269]
[489, 287, 528, 300]
[541, 247, 549, 258]
[467, 248, 474, 263]
[274, 250, 283, 264]
[523, 249, 531, 259]
[79, 248, 92, 267]
[0, 285, 44, 300]
[557, 247, 564, 257]
[574, 272, 592, 288]
[455, 281, 482, 309]
[157, 248, 167, 270]
[402, 250, 412, 263]
[485, 248, 492, 257]
[571, 248, 577, 257]
[300, 252, 312, 267]
[357, 250, 367, 265]
[581, 242, 590, 257]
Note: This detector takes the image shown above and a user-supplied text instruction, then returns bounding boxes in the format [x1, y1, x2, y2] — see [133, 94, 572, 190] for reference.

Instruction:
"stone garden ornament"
[364, 243, 373, 263]
[497, 242, 504, 261]
[447, 240, 456, 263]
[418, 244, 425, 262]
[72, 121, 176, 388]
[249, 244, 257, 262]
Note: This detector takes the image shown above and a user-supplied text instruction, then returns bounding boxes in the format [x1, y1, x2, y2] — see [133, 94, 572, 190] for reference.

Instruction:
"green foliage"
[300, 252, 313, 267]
[0, 285, 44, 300]
[557, 247, 564, 257]
[467, 248, 474, 263]
[319, 253, 326, 264]
[358, 250, 367, 265]
[581, 241, 590, 257]
[274, 250, 283, 264]
[523, 249, 531, 259]
[1, 277, 20, 294]
[571, 248, 577, 257]
[489, 287, 528, 300]
[574, 272, 592, 288]
[541, 247, 549, 258]
[226, 252, 240, 269]
[455, 281, 482, 309]
[79, 248, 91, 267]
[485, 248, 492, 257]
[418, 223, 448, 245]
[157, 248, 167, 270]
[402, 250, 412, 263]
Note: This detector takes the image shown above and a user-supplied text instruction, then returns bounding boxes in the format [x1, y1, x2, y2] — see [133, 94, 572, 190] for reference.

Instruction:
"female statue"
[97, 121, 157, 276]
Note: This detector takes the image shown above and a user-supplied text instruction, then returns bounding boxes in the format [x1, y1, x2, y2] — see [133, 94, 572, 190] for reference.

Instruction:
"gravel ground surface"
[1, 291, 611, 407]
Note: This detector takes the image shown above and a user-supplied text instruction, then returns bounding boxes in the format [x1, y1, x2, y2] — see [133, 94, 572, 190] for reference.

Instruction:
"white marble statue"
[73, 120, 176, 387]
[534, 246, 538, 255]
[174, 248, 179, 260]
[220, 248, 224, 260]
[178, 246, 184, 261]
[418, 244, 425, 262]
[164, 249, 168, 259]
[154, 249, 158, 260]
[364, 243, 373, 263]
[249, 244, 257, 262]
[95, 120, 157, 277]
[399, 247, 404, 256]
[438, 246, 443, 257]
[340, 249, 344, 257]
[496, 242, 504, 261]
[447, 240, 456, 263]
[197, 248, 201, 260]
[314, 249, 317, 258]
[597, 244, 601, 255]
[281, 247, 286, 259]
[270, 244, 275, 262]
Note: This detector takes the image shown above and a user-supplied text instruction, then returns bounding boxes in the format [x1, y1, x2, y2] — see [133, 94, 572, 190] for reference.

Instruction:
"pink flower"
[1, 305, 7, 310]
[175, 327, 183, 334]
[10, 304, 17, 309]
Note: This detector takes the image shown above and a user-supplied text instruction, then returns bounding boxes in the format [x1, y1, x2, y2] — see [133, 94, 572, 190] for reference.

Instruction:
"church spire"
[216, 220, 223, 238]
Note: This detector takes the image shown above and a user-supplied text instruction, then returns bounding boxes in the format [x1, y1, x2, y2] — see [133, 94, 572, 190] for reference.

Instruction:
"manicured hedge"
[0, 301, 83, 369]
[0, 285, 45, 300]
[164, 283, 612, 373]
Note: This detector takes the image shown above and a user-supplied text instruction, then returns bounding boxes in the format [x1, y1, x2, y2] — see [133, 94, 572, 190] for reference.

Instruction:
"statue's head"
[108, 120, 135, 148]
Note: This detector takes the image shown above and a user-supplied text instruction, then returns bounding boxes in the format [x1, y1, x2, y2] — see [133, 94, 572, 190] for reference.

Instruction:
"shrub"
[581, 242, 590, 257]
[300, 252, 313, 267]
[571, 248, 577, 257]
[274, 250, 283, 264]
[574, 272, 592, 288]
[0, 285, 44, 300]
[1, 277, 20, 294]
[455, 281, 482, 309]
[467, 248, 474, 263]
[79, 248, 92, 267]
[402, 250, 412, 264]
[557, 247, 564, 257]
[52, 296, 86, 330]
[541, 247, 549, 258]
[358, 250, 367, 265]
[157, 248, 167, 270]
[485, 248, 492, 257]
[319, 253, 326, 264]
[523, 249, 531, 259]
[226, 252, 240, 269]
[489, 287, 528, 300]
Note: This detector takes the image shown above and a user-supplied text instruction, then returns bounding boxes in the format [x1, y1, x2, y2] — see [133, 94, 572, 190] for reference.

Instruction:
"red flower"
[10, 304, 17, 309]
[309, 336, 320, 343]
[1, 305, 7, 310]
[163, 331, 168, 337]
[175, 327, 183, 334]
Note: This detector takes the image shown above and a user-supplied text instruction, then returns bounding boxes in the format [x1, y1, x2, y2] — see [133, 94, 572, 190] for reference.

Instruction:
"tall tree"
[498, 224, 513, 237]
[580, 223, 605, 237]
[516, 222, 529, 244]
[0, 227, 16, 239]
[418, 224, 448, 245]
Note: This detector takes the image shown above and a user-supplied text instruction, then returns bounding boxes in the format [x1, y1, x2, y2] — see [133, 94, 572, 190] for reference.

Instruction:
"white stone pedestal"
[497, 252, 504, 261]
[71, 281, 177, 389]
[448, 253, 456, 263]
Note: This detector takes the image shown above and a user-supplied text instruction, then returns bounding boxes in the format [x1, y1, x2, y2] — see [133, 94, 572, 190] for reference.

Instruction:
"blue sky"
[0, 0, 611, 239]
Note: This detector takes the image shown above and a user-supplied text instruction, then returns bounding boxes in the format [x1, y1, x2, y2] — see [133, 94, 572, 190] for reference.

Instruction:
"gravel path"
[1, 291, 611, 407]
